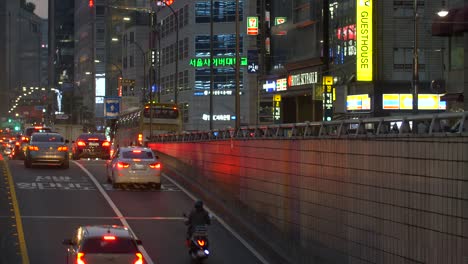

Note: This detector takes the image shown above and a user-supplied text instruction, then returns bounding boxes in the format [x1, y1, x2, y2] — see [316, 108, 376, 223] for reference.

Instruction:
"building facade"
[156, 0, 258, 130]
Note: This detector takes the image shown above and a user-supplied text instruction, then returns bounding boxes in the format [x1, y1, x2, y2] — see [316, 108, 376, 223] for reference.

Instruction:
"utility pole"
[48, 0, 55, 125]
[234, 0, 240, 130]
[412, 0, 419, 114]
[209, 0, 214, 130]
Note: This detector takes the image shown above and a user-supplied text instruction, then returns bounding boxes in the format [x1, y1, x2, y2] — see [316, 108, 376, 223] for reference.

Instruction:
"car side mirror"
[62, 239, 74, 246]
[135, 239, 143, 245]
[155, 155, 159, 159]
[65, 140, 69, 144]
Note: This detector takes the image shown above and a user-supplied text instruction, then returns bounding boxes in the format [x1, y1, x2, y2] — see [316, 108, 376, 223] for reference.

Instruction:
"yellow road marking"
[2, 158, 30, 264]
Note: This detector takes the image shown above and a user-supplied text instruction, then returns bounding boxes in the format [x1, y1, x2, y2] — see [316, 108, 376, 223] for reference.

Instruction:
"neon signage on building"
[189, 57, 248, 68]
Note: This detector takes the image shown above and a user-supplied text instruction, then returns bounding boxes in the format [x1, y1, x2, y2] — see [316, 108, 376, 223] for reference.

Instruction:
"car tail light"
[15, 142, 20, 146]
[197, 239, 206, 246]
[28, 146, 39, 151]
[102, 141, 111, 147]
[132, 150, 142, 153]
[88, 138, 99, 141]
[58, 146, 68, 152]
[117, 162, 130, 169]
[103, 235, 116, 241]
[149, 162, 161, 169]
[77, 252, 86, 264]
[134, 253, 143, 264]
[77, 141, 86, 147]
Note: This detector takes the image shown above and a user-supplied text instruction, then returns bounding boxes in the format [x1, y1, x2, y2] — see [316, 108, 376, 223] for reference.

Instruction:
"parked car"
[72, 133, 111, 160]
[106, 146, 161, 189]
[62, 225, 144, 264]
[24, 132, 69, 169]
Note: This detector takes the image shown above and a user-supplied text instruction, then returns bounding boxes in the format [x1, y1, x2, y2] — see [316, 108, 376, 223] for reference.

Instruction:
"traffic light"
[157, 0, 174, 6]
[8, 118, 11, 123]
[89, 0, 94, 7]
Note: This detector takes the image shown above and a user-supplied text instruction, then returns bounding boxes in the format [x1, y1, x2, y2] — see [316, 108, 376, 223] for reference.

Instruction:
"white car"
[106, 147, 161, 189]
[62, 225, 144, 264]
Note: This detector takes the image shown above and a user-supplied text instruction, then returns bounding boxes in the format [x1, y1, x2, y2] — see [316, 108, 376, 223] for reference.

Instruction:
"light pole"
[158, 1, 179, 105]
[412, 0, 419, 114]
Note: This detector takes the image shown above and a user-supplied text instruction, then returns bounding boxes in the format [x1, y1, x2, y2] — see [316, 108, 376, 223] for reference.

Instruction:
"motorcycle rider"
[185, 200, 211, 245]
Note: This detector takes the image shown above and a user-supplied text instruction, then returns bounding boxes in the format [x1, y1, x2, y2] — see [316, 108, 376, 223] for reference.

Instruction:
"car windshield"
[122, 150, 154, 159]
[31, 134, 64, 142]
[81, 238, 138, 254]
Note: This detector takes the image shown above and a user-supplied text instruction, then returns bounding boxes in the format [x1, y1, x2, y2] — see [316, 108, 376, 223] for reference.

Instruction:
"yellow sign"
[323, 76, 333, 85]
[418, 94, 439, 110]
[382, 94, 400, 109]
[356, 0, 373, 81]
[399, 94, 413, 109]
[273, 94, 281, 102]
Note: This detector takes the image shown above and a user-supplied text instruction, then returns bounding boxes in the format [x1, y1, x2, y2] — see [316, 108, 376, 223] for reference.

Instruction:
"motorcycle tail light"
[77, 252, 86, 264]
[197, 240, 205, 246]
[134, 253, 143, 264]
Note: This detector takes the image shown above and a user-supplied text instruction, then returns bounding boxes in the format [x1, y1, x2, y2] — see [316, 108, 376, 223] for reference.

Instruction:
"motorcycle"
[183, 213, 211, 263]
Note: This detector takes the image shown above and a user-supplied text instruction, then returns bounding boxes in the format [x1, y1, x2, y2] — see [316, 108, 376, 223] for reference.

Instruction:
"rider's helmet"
[194, 200, 204, 210]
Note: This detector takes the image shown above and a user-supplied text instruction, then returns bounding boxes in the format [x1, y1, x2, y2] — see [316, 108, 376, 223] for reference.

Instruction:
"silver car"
[106, 147, 161, 189]
[62, 225, 144, 264]
[24, 133, 69, 169]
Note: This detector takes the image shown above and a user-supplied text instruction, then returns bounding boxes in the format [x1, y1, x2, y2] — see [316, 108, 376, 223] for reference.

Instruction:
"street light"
[157, 0, 179, 104]
[437, 1, 449, 17]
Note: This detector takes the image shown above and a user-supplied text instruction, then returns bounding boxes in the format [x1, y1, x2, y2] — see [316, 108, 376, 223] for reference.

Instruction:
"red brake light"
[102, 141, 111, 147]
[132, 150, 142, 153]
[58, 146, 68, 152]
[149, 162, 161, 169]
[28, 145, 39, 151]
[34, 126, 43, 129]
[15, 142, 20, 146]
[134, 253, 143, 264]
[77, 252, 85, 264]
[197, 239, 205, 246]
[103, 235, 116, 241]
[77, 141, 86, 147]
[88, 138, 99, 141]
[117, 162, 130, 169]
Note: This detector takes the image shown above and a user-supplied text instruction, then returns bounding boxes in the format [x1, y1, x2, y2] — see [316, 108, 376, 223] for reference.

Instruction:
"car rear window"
[25, 127, 52, 136]
[81, 237, 138, 254]
[122, 150, 154, 159]
[31, 134, 64, 142]
[78, 134, 107, 141]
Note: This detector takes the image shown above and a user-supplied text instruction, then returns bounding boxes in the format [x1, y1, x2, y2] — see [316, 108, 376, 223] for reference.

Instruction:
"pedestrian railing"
[149, 112, 468, 142]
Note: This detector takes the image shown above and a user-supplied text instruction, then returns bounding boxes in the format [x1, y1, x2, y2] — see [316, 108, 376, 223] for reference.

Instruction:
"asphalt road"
[1, 158, 265, 264]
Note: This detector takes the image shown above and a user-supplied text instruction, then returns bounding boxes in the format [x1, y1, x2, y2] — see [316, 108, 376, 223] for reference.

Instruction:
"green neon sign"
[189, 57, 248, 68]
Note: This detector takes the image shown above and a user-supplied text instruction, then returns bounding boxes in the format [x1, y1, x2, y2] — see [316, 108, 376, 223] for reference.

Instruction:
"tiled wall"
[152, 136, 468, 264]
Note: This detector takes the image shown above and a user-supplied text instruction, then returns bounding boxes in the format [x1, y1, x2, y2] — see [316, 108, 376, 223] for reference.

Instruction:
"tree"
[20, 0, 36, 13]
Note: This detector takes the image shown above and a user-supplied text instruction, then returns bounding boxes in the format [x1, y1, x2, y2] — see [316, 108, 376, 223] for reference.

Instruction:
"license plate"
[133, 164, 146, 170]
[89, 142, 99, 146]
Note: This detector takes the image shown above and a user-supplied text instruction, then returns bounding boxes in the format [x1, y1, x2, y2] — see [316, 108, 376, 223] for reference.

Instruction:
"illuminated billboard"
[382, 94, 446, 110]
[356, 0, 373, 81]
[347, 94, 371, 111]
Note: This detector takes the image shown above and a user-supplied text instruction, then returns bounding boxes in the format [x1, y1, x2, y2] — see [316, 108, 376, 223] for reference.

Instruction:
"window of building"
[130, 55, 134, 68]
[123, 34, 127, 48]
[123, 56, 128, 68]
[179, 39, 184, 60]
[170, 44, 175, 63]
[195, 1, 244, 23]
[195, 68, 243, 91]
[393, 47, 425, 71]
[195, 34, 242, 57]
[31, 22, 38, 33]
[183, 37, 189, 58]
[129, 32, 134, 43]
[450, 34, 464, 70]
[96, 6, 105, 16]
[183, 5, 189, 26]
[183, 70, 189, 90]
[393, 0, 425, 17]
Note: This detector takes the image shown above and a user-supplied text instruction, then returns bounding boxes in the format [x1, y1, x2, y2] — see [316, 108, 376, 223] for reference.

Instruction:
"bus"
[114, 102, 182, 147]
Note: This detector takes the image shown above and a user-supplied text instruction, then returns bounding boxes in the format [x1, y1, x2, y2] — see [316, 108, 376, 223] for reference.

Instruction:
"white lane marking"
[19, 215, 185, 220]
[162, 173, 269, 264]
[74, 161, 154, 264]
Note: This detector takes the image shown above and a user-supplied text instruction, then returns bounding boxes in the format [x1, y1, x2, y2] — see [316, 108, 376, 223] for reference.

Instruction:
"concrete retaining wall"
[151, 136, 468, 264]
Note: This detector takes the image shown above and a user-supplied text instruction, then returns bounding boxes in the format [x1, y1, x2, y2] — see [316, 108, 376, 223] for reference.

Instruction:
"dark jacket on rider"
[186, 207, 211, 237]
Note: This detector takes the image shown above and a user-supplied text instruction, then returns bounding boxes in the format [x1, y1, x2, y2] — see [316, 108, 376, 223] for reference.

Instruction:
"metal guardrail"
[149, 112, 468, 142]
